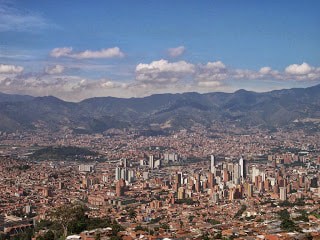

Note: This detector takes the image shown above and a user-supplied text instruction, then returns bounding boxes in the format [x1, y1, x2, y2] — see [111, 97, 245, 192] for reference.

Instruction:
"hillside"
[0, 84, 319, 133]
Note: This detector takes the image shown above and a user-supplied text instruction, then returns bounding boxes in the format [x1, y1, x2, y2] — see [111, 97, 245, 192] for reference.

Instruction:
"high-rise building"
[247, 183, 253, 198]
[229, 188, 235, 201]
[102, 174, 108, 183]
[164, 153, 179, 162]
[149, 155, 155, 169]
[223, 169, 229, 182]
[210, 155, 215, 174]
[207, 172, 214, 189]
[279, 187, 287, 201]
[115, 166, 121, 181]
[123, 158, 128, 168]
[212, 192, 219, 204]
[79, 164, 95, 172]
[116, 180, 125, 197]
[178, 187, 185, 199]
[239, 157, 246, 179]
[194, 173, 201, 192]
[154, 159, 161, 168]
[233, 163, 240, 184]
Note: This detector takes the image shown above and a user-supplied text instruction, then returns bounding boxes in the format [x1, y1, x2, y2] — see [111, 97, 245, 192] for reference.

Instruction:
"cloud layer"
[0, 59, 319, 101]
[136, 59, 195, 84]
[50, 47, 124, 59]
[135, 60, 320, 87]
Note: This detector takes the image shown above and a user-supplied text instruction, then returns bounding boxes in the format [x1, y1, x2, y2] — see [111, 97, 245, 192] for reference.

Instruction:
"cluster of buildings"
[0, 126, 319, 239]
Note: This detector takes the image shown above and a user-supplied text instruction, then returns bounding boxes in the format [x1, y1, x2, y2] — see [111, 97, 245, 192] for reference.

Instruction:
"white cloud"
[233, 69, 261, 80]
[259, 67, 272, 74]
[285, 62, 312, 75]
[45, 65, 65, 75]
[50, 47, 124, 59]
[136, 59, 195, 84]
[197, 81, 223, 88]
[0, 64, 24, 74]
[206, 61, 226, 70]
[0, 2, 52, 32]
[168, 46, 185, 57]
[196, 61, 228, 82]
[50, 47, 73, 58]
[74, 47, 124, 59]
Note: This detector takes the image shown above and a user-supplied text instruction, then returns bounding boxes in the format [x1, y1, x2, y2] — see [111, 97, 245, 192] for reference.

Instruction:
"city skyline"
[0, 1, 319, 101]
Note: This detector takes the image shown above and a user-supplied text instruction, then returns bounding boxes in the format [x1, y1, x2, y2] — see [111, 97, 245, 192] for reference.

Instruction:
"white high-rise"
[239, 157, 246, 179]
[149, 155, 155, 169]
[210, 155, 215, 174]
[115, 166, 121, 181]
[280, 187, 287, 201]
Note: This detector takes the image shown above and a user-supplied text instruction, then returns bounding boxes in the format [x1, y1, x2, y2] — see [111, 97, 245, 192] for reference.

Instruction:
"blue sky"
[0, 0, 319, 100]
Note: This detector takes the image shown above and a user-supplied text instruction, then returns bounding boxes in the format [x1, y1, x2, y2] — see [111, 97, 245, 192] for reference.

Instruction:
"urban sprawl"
[0, 126, 319, 240]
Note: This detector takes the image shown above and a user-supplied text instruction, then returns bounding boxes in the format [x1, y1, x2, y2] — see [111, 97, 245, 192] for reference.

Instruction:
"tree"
[234, 205, 247, 218]
[160, 223, 170, 230]
[50, 204, 87, 237]
[278, 209, 301, 232]
[188, 215, 195, 222]
[95, 232, 101, 240]
[36, 230, 54, 240]
[179, 220, 183, 229]
[278, 209, 290, 220]
[128, 208, 137, 219]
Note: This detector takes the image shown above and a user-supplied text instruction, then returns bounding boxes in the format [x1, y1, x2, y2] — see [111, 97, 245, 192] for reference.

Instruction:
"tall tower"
[279, 187, 287, 201]
[195, 173, 201, 192]
[123, 158, 128, 168]
[210, 155, 215, 174]
[116, 180, 125, 197]
[233, 163, 240, 184]
[149, 155, 155, 169]
[239, 157, 246, 179]
[115, 166, 121, 181]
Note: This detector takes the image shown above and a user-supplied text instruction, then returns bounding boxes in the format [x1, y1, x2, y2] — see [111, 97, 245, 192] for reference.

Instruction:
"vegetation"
[188, 215, 195, 222]
[279, 198, 306, 207]
[134, 225, 153, 235]
[311, 210, 320, 219]
[127, 208, 137, 219]
[30, 146, 97, 161]
[206, 218, 221, 225]
[234, 205, 247, 218]
[159, 223, 170, 230]
[149, 216, 163, 224]
[0, 228, 34, 240]
[35, 203, 124, 239]
[278, 209, 301, 232]
[294, 210, 309, 222]
[36, 230, 54, 240]
[14, 165, 31, 171]
[175, 198, 197, 205]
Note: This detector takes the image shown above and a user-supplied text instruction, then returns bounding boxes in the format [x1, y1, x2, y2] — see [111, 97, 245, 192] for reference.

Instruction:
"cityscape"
[0, 1, 320, 240]
[0, 123, 319, 239]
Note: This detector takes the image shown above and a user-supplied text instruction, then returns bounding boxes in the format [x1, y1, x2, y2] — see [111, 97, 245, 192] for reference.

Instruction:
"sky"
[0, 0, 319, 101]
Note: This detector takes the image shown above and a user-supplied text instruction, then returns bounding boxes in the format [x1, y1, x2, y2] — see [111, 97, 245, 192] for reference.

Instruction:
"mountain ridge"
[0, 84, 319, 133]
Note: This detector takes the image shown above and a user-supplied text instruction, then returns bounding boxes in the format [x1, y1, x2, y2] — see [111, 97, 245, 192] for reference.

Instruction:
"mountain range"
[0, 84, 319, 134]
